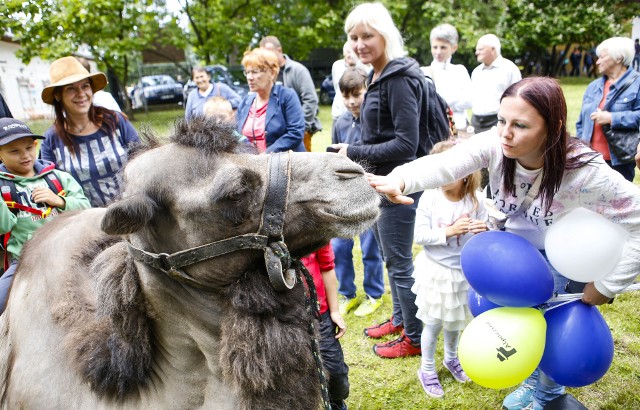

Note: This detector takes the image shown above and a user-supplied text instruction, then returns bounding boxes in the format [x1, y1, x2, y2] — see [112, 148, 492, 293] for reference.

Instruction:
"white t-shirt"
[422, 61, 472, 130]
[331, 59, 348, 120]
[414, 188, 488, 269]
[470, 56, 521, 116]
[92, 90, 121, 112]
[391, 130, 640, 298]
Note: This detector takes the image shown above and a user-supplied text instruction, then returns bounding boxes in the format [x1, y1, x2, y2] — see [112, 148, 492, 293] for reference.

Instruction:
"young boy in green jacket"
[0, 118, 90, 312]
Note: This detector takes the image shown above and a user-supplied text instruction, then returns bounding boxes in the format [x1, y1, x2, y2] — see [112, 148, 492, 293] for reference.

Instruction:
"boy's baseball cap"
[0, 118, 44, 146]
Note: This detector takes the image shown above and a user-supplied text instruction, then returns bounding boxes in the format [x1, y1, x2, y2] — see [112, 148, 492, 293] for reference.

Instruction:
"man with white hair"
[470, 34, 521, 133]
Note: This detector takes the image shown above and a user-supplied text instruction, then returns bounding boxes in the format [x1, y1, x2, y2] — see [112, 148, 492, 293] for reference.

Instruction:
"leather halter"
[126, 151, 297, 292]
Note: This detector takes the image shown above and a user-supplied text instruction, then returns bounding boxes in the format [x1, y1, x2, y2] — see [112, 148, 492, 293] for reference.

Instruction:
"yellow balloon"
[458, 307, 546, 389]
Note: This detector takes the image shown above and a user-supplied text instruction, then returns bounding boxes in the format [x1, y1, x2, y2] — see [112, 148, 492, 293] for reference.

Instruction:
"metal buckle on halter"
[264, 240, 296, 291]
[156, 253, 172, 272]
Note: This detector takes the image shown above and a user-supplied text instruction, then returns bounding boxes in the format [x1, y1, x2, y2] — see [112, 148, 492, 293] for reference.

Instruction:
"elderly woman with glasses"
[236, 48, 306, 153]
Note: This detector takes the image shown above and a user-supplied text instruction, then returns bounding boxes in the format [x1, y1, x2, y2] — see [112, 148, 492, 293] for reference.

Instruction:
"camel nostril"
[335, 168, 364, 180]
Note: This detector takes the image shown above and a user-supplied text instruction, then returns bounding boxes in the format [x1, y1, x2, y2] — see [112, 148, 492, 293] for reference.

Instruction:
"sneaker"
[353, 295, 382, 317]
[522, 400, 543, 410]
[417, 369, 444, 398]
[338, 294, 359, 316]
[443, 358, 470, 383]
[373, 332, 421, 358]
[502, 383, 535, 410]
[364, 317, 403, 339]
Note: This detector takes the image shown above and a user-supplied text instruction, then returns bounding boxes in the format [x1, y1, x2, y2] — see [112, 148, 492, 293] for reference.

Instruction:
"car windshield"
[143, 76, 175, 86]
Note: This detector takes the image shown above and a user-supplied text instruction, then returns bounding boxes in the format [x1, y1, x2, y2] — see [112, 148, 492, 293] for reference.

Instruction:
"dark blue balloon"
[539, 301, 614, 388]
[460, 231, 554, 307]
[467, 287, 501, 317]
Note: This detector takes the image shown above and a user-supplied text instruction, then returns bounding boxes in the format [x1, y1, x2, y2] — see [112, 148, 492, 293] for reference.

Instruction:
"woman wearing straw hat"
[40, 56, 140, 207]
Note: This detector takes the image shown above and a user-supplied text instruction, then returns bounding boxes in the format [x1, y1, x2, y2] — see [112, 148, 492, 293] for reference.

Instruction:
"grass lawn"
[26, 78, 640, 409]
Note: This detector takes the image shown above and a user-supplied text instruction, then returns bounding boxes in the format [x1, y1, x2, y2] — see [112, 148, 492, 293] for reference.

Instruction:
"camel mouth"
[319, 197, 380, 237]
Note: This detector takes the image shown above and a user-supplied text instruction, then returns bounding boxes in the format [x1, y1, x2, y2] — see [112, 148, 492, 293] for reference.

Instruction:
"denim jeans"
[318, 311, 349, 410]
[373, 192, 422, 344]
[605, 160, 636, 182]
[0, 262, 17, 314]
[527, 251, 569, 407]
[331, 228, 384, 299]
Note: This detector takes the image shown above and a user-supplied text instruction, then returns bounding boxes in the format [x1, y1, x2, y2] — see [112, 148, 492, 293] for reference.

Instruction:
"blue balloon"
[539, 301, 614, 388]
[467, 287, 501, 317]
[460, 231, 554, 307]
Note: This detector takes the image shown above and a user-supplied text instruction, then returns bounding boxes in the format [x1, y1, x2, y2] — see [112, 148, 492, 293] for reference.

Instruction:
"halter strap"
[126, 151, 295, 291]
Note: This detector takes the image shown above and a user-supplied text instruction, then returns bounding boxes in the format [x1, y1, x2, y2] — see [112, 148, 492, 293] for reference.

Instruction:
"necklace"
[69, 120, 91, 134]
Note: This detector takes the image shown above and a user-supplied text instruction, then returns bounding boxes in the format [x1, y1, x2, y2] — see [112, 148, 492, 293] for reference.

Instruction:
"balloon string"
[539, 282, 640, 311]
[539, 299, 579, 312]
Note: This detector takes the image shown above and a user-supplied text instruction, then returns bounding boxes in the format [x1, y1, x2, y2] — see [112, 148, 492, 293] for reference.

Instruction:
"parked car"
[319, 74, 335, 105]
[182, 65, 249, 102]
[131, 75, 184, 109]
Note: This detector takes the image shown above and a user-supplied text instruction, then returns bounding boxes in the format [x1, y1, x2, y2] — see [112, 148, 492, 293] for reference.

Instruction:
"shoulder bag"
[601, 71, 640, 163]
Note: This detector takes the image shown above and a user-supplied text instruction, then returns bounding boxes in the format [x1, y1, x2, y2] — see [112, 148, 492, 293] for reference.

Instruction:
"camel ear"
[101, 194, 157, 235]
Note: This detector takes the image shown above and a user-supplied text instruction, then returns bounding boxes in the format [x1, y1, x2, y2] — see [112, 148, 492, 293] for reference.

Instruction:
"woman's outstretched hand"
[582, 282, 612, 306]
[366, 173, 414, 205]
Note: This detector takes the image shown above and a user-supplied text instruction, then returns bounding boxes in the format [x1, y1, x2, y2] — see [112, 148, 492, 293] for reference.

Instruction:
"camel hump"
[2, 208, 152, 402]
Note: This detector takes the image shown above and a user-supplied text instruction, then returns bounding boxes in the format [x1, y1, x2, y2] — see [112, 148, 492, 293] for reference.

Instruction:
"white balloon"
[544, 208, 628, 282]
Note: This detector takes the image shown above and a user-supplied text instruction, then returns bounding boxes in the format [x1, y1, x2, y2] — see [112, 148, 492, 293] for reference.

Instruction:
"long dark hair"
[52, 78, 118, 156]
[500, 77, 598, 212]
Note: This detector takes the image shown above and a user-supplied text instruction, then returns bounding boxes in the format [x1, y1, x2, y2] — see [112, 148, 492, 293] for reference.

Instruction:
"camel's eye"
[210, 167, 262, 226]
[225, 190, 243, 203]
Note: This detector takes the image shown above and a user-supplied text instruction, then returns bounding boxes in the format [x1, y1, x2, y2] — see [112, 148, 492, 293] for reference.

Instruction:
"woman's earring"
[463, 178, 468, 183]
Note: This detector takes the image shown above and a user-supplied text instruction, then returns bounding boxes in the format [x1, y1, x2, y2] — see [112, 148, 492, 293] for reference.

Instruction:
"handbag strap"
[603, 71, 640, 111]
[520, 171, 542, 211]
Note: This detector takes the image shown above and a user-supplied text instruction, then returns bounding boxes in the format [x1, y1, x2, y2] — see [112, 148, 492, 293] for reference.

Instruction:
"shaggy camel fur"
[0, 117, 380, 409]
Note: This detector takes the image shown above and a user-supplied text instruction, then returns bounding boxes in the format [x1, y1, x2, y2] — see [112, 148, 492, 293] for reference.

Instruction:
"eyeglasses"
[243, 69, 266, 77]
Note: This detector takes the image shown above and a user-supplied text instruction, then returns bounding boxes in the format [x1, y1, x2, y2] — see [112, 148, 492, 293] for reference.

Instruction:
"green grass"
[560, 76, 592, 136]
[26, 104, 186, 139]
[26, 80, 640, 409]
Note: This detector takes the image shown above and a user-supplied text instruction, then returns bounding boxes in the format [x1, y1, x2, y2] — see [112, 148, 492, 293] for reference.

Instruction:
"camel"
[0, 117, 380, 409]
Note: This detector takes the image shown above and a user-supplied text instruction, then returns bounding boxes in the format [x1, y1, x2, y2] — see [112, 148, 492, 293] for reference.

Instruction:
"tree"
[0, 0, 184, 112]
[498, 0, 640, 76]
[174, 0, 351, 64]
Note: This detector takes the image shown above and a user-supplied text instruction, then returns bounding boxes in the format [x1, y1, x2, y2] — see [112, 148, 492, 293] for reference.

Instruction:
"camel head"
[101, 117, 380, 290]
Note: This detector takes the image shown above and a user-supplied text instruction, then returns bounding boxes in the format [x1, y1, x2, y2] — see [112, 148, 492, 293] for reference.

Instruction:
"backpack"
[416, 75, 453, 157]
[0, 173, 65, 270]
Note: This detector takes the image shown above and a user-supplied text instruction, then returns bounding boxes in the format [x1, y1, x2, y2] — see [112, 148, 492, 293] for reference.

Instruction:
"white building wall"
[0, 40, 53, 120]
[633, 17, 640, 42]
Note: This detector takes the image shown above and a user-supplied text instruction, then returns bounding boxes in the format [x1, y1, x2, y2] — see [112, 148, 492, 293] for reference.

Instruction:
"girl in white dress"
[412, 140, 488, 398]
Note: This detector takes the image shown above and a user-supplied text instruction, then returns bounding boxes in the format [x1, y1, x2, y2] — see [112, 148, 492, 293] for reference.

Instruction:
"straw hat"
[41, 56, 108, 105]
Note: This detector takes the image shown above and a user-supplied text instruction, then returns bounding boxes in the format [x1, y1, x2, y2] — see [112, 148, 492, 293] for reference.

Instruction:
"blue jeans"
[373, 193, 422, 344]
[526, 251, 568, 407]
[0, 262, 17, 314]
[605, 160, 636, 182]
[331, 228, 384, 299]
[318, 311, 349, 410]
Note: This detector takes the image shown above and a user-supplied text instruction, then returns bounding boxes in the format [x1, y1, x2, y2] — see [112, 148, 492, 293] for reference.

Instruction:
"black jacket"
[346, 57, 427, 176]
[0, 94, 12, 119]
